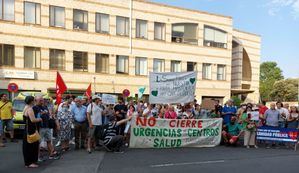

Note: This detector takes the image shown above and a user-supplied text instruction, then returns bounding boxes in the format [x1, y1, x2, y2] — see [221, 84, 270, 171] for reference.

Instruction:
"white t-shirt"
[277, 107, 290, 121]
[87, 103, 103, 126]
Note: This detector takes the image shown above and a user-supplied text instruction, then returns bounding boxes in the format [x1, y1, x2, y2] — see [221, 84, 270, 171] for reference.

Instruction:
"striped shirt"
[104, 122, 118, 145]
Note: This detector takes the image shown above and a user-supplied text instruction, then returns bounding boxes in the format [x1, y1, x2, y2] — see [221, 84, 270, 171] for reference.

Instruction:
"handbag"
[26, 118, 40, 143]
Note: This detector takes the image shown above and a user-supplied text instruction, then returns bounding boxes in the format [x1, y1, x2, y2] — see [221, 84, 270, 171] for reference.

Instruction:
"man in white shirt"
[86, 95, 104, 153]
[276, 101, 290, 128]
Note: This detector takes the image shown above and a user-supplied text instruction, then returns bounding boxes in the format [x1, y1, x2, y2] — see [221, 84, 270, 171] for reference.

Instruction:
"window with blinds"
[172, 23, 198, 45]
[24, 47, 41, 69]
[217, 64, 226, 80]
[96, 53, 109, 73]
[136, 19, 147, 39]
[153, 59, 165, 72]
[73, 9, 88, 30]
[96, 13, 109, 34]
[171, 60, 181, 72]
[204, 26, 227, 49]
[154, 22, 165, 40]
[0, 44, 14, 66]
[73, 51, 88, 72]
[50, 6, 65, 28]
[50, 49, 65, 70]
[135, 57, 147, 75]
[202, 63, 212, 80]
[0, 0, 14, 21]
[116, 55, 129, 74]
[116, 16, 129, 36]
[24, 2, 40, 24]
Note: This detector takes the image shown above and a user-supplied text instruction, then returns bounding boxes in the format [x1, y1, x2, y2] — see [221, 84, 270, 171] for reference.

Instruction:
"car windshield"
[13, 100, 26, 112]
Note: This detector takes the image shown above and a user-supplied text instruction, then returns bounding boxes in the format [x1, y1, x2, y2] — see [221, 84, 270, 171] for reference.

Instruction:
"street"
[1, 140, 299, 173]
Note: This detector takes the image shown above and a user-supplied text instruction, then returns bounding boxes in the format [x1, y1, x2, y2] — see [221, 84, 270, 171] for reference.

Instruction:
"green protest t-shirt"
[240, 113, 248, 129]
[226, 123, 242, 136]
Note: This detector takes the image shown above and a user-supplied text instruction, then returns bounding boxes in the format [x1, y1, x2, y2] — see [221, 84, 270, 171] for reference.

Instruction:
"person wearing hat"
[104, 115, 132, 153]
[222, 116, 243, 146]
[86, 95, 104, 153]
[221, 99, 237, 125]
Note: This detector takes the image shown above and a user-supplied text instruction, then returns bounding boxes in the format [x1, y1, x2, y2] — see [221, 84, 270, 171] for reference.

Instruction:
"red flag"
[85, 83, 92, 98]
[56, 72, 67, 105]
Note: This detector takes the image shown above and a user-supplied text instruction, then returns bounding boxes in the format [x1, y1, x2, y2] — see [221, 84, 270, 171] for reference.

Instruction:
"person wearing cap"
[221, 99, 237, 125]
[104, 115, 132, 153]
[222, 116, 243, 146]
[71, 98, 87, 150]
[86, 95, 104, 153]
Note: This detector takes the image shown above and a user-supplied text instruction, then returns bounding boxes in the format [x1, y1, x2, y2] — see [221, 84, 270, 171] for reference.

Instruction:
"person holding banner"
[104, 115, 132, 153]
[287, 106, 299, 129]
[276, 102, 289, 128]
[165, 106, 177, 119]
[124, 105, 138, 146]
[142, 104, 154, 118]
[263, 103, 280, 148]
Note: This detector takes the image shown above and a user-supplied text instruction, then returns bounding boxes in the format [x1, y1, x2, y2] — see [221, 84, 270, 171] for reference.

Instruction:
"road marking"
[150, 160, 225, 168]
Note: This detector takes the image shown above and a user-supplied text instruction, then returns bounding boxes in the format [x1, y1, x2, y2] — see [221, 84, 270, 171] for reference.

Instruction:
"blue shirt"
[222, 105, 237, 124]
[71, 105, 87, 123]
[265, 109, 280, 127]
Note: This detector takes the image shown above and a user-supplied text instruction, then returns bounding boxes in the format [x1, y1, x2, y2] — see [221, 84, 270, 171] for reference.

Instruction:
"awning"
[231, 89, 255, 95]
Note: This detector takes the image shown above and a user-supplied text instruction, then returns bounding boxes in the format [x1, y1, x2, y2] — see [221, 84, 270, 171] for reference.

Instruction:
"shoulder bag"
[26, 108, 41, 143]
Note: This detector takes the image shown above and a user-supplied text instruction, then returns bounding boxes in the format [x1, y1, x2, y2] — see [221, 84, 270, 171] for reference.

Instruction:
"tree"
[260, 61, 284, 101]
[270, 78, 299, 102]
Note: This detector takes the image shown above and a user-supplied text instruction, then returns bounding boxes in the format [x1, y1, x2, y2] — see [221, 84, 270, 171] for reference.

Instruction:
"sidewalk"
[40, 150, 105, 173]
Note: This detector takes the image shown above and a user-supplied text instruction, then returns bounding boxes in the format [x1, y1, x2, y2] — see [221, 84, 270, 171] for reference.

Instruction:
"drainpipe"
[129, 0, 133, 55]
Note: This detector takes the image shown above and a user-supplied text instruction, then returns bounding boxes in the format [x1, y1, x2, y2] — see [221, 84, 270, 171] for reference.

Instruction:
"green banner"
[129, 117, 223, 148]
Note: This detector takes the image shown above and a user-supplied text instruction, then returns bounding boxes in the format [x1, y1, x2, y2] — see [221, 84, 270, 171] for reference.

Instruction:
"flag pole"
[93, 76, 96, 95]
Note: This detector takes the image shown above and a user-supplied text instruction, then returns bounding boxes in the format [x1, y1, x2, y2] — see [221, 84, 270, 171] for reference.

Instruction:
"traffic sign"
[8, 83, 18, 93]
[122, 89, 130, 97]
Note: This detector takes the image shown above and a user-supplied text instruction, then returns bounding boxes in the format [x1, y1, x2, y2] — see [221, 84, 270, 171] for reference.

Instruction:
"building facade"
[0, 0, 261, 103]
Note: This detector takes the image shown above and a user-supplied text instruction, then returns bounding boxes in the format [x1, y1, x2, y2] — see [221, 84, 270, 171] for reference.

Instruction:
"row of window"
[0, 0, 228, 49]
[0, 44, 226, 80]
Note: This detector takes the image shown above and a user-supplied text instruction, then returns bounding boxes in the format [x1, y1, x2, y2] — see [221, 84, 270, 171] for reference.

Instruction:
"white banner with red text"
[129, 117, 223, 148]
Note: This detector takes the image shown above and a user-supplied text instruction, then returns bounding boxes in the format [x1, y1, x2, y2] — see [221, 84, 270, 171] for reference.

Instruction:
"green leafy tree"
[231, 96, 241, 107]
[270, 78, 299, 102]
[260, 61, 284, 101]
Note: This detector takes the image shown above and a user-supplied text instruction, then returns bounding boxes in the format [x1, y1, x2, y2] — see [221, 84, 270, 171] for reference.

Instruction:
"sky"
[152, 0, 299, 78]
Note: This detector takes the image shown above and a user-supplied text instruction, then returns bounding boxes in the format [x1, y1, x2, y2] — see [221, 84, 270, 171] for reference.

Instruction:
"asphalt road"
[1, 139, 299, 173]
[99, 147, 299, 173]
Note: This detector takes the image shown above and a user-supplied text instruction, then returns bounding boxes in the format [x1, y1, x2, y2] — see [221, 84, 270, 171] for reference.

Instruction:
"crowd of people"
[0, 92, 298, 168]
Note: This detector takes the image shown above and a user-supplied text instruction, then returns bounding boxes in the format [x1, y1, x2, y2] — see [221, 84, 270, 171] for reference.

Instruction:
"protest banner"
[201, 99, 215, 110]
[256, 126, 299, 143]
[149, 72, 197, 104]
[129, 117, 222, 148]
[102, 94, 117, 105]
